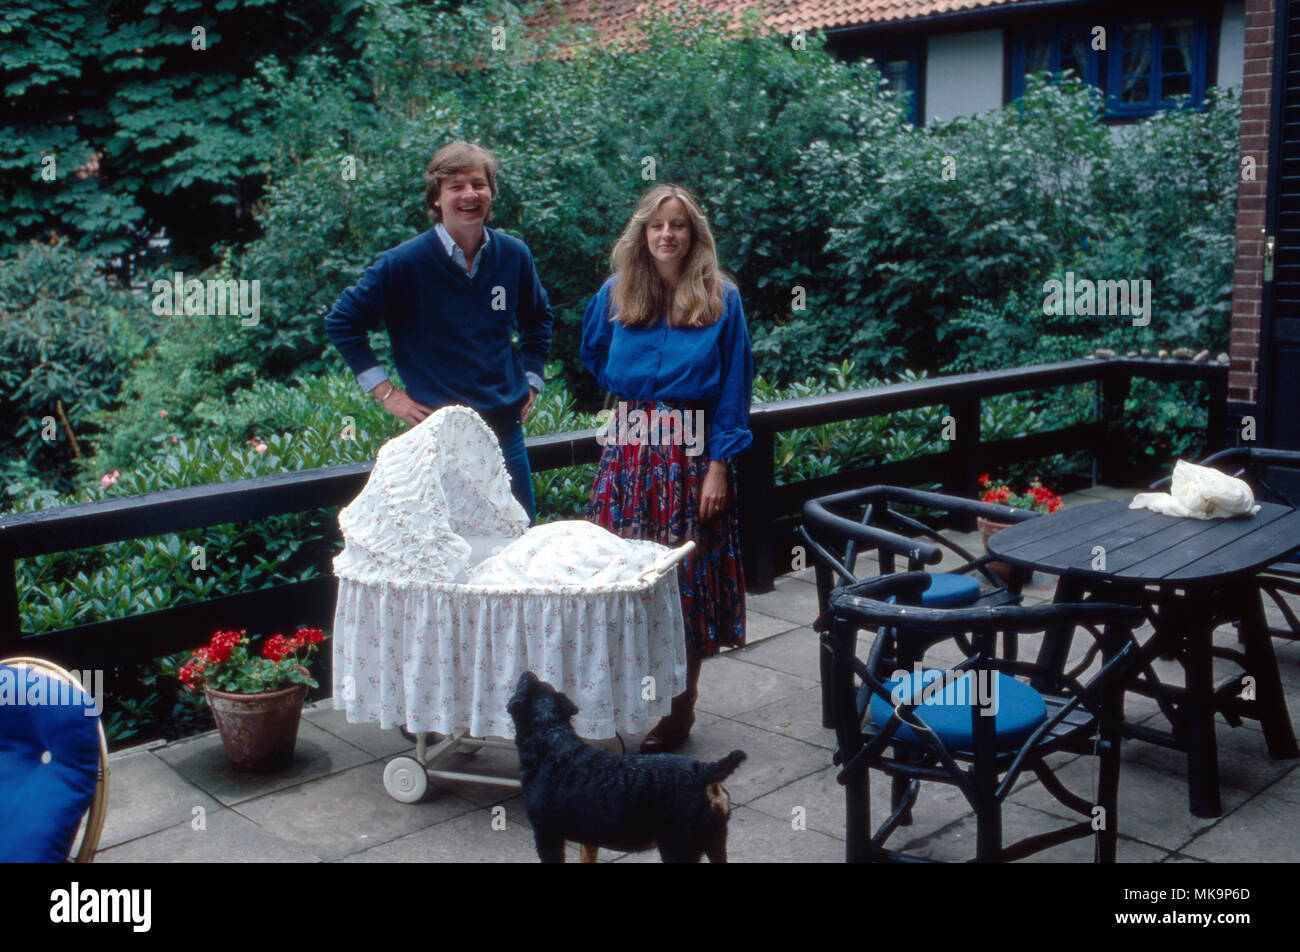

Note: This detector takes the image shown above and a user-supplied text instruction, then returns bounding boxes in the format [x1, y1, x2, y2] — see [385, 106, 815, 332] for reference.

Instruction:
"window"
[861, 42, 922, 124]
[1109, 18, 1202, 113]
[1018, 25, 1099, 87]
[1010, 15, 1207, 117]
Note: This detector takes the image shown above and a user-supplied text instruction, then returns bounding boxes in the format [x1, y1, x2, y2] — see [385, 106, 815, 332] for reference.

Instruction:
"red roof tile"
[533, 0, 1036, 38]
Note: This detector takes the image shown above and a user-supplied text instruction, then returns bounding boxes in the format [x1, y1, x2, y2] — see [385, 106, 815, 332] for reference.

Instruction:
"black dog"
[508, 670, 746, 863]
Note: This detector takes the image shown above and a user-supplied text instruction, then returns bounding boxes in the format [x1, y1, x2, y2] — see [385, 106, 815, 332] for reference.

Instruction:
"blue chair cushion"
[869, 669, 1048, 750]
[884, 573, 983, 636]
[918, 573, 981, 608]
[0, 665, 100, 862]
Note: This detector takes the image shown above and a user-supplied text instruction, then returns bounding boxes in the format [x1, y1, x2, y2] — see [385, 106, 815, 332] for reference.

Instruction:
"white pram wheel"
[383, 756, 429, 803]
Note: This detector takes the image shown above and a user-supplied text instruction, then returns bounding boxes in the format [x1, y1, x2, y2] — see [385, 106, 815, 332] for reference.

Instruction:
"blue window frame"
[864, 42, 922, 124]
[1012, 24, 1101, 89]
[1010, 15, 1207, 117]
[1107, 18, 1206, 115]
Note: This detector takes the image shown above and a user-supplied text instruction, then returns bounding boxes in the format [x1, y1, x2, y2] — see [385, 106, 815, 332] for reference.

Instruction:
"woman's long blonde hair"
[610, 184, 729, 328]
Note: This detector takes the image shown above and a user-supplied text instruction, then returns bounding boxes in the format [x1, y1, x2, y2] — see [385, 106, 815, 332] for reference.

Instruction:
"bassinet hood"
[333, 405, 529, 585]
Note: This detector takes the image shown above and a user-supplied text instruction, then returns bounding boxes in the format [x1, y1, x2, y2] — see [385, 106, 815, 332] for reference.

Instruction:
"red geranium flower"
[262, 634, 292, 663]
[291, 627, 325, 649]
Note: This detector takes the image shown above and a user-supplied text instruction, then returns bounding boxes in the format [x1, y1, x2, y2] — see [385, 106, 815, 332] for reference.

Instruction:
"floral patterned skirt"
[585, 399, 746, 660]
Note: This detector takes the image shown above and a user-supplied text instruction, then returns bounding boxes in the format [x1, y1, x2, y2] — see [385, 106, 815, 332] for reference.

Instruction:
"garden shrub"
[0, 239, 154, 496]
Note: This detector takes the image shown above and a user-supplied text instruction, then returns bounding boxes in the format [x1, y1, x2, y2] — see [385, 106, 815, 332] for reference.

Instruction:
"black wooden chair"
[1149, 447, 1300, 646]
[814, 571, 1144, 862]
[799, 485, 1041, 731]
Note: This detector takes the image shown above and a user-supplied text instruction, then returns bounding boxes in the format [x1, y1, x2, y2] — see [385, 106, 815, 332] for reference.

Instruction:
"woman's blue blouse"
[580, 276, 754, 461]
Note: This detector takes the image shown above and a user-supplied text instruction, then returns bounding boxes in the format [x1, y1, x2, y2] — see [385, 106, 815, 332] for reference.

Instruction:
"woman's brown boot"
[640, 655, 702, 753]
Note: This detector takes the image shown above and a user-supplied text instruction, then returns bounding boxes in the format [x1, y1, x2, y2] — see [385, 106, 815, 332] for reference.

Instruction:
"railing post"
[1098, 367, 1131, 485]
[739, 426, 776, 594]
[1206, 373, 1228, 453]
[946, 396, 981, 528]
[0, 555, 20, 657]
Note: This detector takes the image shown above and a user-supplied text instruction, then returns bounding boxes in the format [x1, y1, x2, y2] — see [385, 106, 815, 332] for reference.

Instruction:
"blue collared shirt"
[435, 221, 489, 278]
[580, 276, 753, 461]
[354, 224, 544, 395]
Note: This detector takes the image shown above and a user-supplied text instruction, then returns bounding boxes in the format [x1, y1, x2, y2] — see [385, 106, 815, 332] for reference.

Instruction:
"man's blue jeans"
[489, 417, 536, 524]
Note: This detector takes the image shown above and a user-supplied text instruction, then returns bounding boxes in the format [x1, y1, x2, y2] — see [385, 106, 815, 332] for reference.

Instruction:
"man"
[325, 141, 553, 520]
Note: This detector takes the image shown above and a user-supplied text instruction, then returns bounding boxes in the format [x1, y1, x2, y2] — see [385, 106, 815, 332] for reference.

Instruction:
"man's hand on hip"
[520, 386, 538, 423]
[380, 387, 434, 426]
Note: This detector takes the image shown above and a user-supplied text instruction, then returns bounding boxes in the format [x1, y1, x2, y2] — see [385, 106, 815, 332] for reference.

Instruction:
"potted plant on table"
[976, 474, 1063, 581]
[178, 627, 326, 773]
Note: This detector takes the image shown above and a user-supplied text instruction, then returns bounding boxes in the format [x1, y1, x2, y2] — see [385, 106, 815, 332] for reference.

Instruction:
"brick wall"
[1230, 0, 1276, 409]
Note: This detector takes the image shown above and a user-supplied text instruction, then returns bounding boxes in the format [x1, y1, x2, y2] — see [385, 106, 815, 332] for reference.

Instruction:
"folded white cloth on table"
[1129, 459, 1262, 519]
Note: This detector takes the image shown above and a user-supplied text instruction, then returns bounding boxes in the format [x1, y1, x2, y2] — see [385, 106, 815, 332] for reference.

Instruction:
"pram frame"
[376, 540, 697, 803]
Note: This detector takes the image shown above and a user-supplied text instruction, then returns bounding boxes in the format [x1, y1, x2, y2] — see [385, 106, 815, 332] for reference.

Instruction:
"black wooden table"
[988, 500, 1300, 817]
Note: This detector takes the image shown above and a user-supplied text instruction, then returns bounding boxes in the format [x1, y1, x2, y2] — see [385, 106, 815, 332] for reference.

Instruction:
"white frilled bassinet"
[331, 406, 690, 747]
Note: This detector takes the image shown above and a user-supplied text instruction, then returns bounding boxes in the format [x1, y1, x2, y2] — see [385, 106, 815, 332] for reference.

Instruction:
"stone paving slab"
[743, 610, 805, 644]
[1011, 743, 1261, 853]
[726, 624, 822, 682]
[745, 576, 821, 626]
[732, 684, 835, 750]
[697, 652, 817, 719]
[923, 802, 1170, 863]
[232, 761, 480, 861]
[97, 749, 221, 850]
[303, 705, 413, 759]
[1177, 794, 1300, 862]
[153, 718, 373, 806]
[608, 805, 846, 863]
[96, 806, 322, 863]
[668, 713, 831, 807]
[340, 807, 540, 863]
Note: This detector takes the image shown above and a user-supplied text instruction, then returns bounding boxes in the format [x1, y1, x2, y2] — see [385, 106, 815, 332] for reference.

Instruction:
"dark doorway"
[1264, 0, 1300, 447]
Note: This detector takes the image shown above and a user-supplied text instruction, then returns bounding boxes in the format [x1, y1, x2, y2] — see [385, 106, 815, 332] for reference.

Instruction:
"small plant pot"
[976, 516, 1016, 583]
[205, 683, 308, 773]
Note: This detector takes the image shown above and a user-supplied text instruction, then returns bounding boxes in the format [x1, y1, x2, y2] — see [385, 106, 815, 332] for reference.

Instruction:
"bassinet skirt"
[585, 399, 745, 659]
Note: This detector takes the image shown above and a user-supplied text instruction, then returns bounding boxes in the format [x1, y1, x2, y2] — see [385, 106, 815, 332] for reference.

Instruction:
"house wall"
[1228, 0, 1273, 416]
[924, 29, 1004, 121]
[1220, 0, 1247, 87]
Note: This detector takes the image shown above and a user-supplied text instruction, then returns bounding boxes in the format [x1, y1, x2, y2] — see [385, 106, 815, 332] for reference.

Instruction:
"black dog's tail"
[701, 749, 746, 784]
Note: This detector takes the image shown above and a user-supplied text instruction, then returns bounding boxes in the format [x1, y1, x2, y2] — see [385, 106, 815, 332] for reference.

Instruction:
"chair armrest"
[802, 485, 1037, 565]
[828, 571, 1145, 633]
[806, 485, 1037, 526]
[802, 498, 944, 565]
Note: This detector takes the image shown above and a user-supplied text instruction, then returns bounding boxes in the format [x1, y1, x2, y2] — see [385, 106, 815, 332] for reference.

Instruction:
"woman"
[581, 184, 753, 753]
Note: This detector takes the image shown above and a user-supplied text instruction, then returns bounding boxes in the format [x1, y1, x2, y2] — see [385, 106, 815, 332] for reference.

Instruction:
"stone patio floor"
[95, 485, 1300, 863]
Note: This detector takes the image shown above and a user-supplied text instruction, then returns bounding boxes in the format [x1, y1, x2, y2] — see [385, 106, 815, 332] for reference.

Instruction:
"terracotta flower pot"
[205, 682, 308, 773]
[976, 515, 1016, 583]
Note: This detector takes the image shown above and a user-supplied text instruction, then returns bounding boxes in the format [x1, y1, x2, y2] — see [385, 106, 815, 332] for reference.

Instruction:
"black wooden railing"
[0, 357, 1226, 672]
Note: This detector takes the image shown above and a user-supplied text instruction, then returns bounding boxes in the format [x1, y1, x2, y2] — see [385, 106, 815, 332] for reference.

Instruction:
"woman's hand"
[699, 460, 729, 522]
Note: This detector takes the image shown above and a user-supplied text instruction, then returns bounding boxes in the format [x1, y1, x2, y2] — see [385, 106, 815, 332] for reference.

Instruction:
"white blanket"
[1130, 459, 1262, 519]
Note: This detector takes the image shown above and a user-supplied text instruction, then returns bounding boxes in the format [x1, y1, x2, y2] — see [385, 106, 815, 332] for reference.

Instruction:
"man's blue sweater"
[324, 226, 553, 419]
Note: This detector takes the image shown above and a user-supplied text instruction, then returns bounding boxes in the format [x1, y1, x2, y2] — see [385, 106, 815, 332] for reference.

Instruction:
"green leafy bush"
[0, 239, 154, 495]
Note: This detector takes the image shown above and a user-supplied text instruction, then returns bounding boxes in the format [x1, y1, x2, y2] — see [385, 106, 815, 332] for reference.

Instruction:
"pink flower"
[159, 409, 167, 418]
[171, 436, 178, 443]
[254, 441, 267, 454]
[100, 470, 120, 490]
